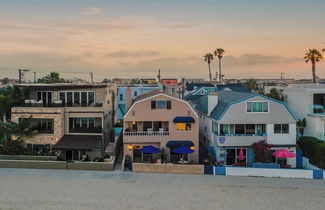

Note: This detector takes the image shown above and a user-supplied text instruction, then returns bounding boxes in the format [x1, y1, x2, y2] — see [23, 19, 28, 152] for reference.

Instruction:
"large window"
[176, 123, 191, 131]
[274, 124, 289, 134]
[247, 102, 268, 112]
[69, 117, 102, 133]
[59, 91, 96, 107]
[20, 118, 54, 134]
[220, 124, 266, 136]
[36, 91, 52, 105]
[151, 100, 171, 109]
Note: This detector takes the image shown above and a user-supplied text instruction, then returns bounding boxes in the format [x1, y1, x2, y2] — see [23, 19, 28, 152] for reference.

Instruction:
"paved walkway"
[0, 168, 324, 209]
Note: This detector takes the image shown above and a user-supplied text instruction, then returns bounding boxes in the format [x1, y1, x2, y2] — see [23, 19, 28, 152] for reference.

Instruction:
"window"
[20, 118, 54, 134]
[274, 124, 289, 134]
[36, 91, 52, 105]
[151, 100, 171, 109]
[247, 102, 268, 112]
[245, 124, 255, 135]
[74, 92, 80, 105]
[157, 100, 167, 109]
[235, 124, 245, 135]
[81, 92, 87, 106]
[176, 123, 191, 131]
[67, 92, 73, 106]
[119, 94, 123, 100]
[88, 92, 95, 105]
[256, 124, 266, 135]
[69, 118, 102, 133]
[134, 91, 137, 97]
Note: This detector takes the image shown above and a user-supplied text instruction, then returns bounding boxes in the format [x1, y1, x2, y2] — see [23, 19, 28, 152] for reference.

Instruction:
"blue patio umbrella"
[140, 145, 161, 154]
[172, 146, 194, 154]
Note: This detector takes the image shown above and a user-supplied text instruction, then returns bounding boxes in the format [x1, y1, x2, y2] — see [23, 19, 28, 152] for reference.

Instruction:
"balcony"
[215, 134, 267, 147]
[123, 131, 170, 143]
[14, 100, 103, 108]
[309, 104, 325, 116]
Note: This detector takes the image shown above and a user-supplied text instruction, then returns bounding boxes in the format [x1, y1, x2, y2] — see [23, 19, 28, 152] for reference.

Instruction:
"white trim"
[123, 93, 199, 119]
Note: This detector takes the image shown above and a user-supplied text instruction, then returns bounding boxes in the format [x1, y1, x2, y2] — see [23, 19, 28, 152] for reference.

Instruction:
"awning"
[173, 116, 195, 123]
[166, 140, 194, 148]
[53, 135, 101, 150]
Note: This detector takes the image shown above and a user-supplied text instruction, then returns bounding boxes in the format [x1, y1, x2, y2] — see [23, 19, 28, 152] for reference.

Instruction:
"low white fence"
[226, 167, 313, 179]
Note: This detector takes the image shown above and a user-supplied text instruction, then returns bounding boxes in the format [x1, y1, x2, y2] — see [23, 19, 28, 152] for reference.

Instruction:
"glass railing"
[14, 101, 103, 108]
[309, 104, 325, 115]
[217, 133, 267, 137]
[69, 127, 102, 133]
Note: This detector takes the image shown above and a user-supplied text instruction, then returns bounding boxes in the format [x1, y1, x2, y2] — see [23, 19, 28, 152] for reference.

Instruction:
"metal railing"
[123, 131, 169, 143]
[13, 102, 103, 108]
[124, 131, 169, 136]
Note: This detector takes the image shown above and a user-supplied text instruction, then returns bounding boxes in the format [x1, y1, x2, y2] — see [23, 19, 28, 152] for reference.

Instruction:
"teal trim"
[215, 166, 226, 175]
[247, 148, 254, 167]
[217, 93, 297, 121]
[313, 170, 323, 179]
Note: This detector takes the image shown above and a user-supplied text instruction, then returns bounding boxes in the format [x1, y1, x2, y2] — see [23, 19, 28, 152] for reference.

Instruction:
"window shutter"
[151, 100, 156, 109]
[167, 100, 171, 109]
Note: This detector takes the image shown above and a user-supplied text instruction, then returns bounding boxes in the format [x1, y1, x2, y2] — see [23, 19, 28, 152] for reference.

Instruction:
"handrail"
[124, 131, 169, 136]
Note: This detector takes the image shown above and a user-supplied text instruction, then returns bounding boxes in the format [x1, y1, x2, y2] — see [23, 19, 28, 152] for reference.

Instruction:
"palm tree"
[204, 53, 214, 82]
[214, 48, 225, 82]
[244, 78, 259, 91]
[304, 49, 323, 83]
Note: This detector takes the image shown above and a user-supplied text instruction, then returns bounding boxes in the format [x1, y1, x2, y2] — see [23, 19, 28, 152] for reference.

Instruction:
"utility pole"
[157, 69, 161, 83]
[90, 72, 94, 83]
[33, 72, 37, 83]
[280, 73, 284, 80]
[18, 69, 22, 83]
[18, 69, 30, 83]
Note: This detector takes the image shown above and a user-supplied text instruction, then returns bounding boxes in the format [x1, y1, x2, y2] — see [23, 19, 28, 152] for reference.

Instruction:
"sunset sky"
[0, 0, 325, 82]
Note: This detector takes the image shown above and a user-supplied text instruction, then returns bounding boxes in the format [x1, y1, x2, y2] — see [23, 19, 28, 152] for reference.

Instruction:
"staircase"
[114, 148, 124, 171]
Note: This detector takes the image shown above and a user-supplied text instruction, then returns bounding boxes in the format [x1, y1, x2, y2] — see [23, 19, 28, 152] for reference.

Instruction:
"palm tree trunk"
[312, 61, 316, 83]
[208, 63, 212, 82]
[218, 58, 222, 82]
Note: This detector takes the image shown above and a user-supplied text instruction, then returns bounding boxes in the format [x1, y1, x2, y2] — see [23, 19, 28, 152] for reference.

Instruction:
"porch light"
[11, 136, 17, 141]
[190, 146, 195, 150]
[128, 145, 133, 150]
[131, 121, 136, 125]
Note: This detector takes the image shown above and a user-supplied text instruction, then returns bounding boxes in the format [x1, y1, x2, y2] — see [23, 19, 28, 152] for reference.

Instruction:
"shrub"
[0, 139, 26, 155]
[298, 136, 325, 169]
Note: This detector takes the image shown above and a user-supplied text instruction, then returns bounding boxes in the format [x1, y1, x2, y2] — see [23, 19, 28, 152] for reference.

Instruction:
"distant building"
[112, 78, 135, 85]
[0, 78, 19, 88]
[116, 84, 163, 121]
[140, 78, 157, 84]
[239, 78, 295, 85]
[183, 78, 205, 84]
[161, 78, 179, 98]
[266, 83, 325, 141]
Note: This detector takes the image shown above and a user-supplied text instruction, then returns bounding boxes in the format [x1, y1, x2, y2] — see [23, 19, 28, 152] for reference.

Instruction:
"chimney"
[125, 87, 132, 111]
[207, 91, 218, 115]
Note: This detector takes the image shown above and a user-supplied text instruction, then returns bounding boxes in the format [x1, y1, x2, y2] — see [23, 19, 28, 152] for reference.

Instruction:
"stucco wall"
[220, 95, 296, 124]
[226, 167, 313, 179]
[133, 163, 204, 174]
[124, 94, 200, 163]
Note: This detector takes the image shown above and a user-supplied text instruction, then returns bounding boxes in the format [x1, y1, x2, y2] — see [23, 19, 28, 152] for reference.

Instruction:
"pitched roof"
[133, 90, 164, 102]
[210, 90, 254, 120]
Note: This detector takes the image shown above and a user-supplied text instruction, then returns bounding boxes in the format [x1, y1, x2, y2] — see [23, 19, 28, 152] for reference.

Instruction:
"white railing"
[123, 131, 169, 143]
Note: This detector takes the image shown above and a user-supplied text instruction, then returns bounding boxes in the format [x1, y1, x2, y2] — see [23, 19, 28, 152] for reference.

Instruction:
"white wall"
[199, 114, 214, 147]
[226, 167, 313, 179]
[267, 124, 296, 145]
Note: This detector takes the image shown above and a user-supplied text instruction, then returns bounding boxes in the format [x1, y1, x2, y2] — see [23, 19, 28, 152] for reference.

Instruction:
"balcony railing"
[309, 104, 325, 115]
[69, 127, 103, 134]
[123, 131, 169, 143]
[14, 101, 103, 108]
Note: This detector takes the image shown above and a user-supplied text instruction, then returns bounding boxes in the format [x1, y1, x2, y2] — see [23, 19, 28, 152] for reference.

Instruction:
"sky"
[0, 0, 325, 82]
